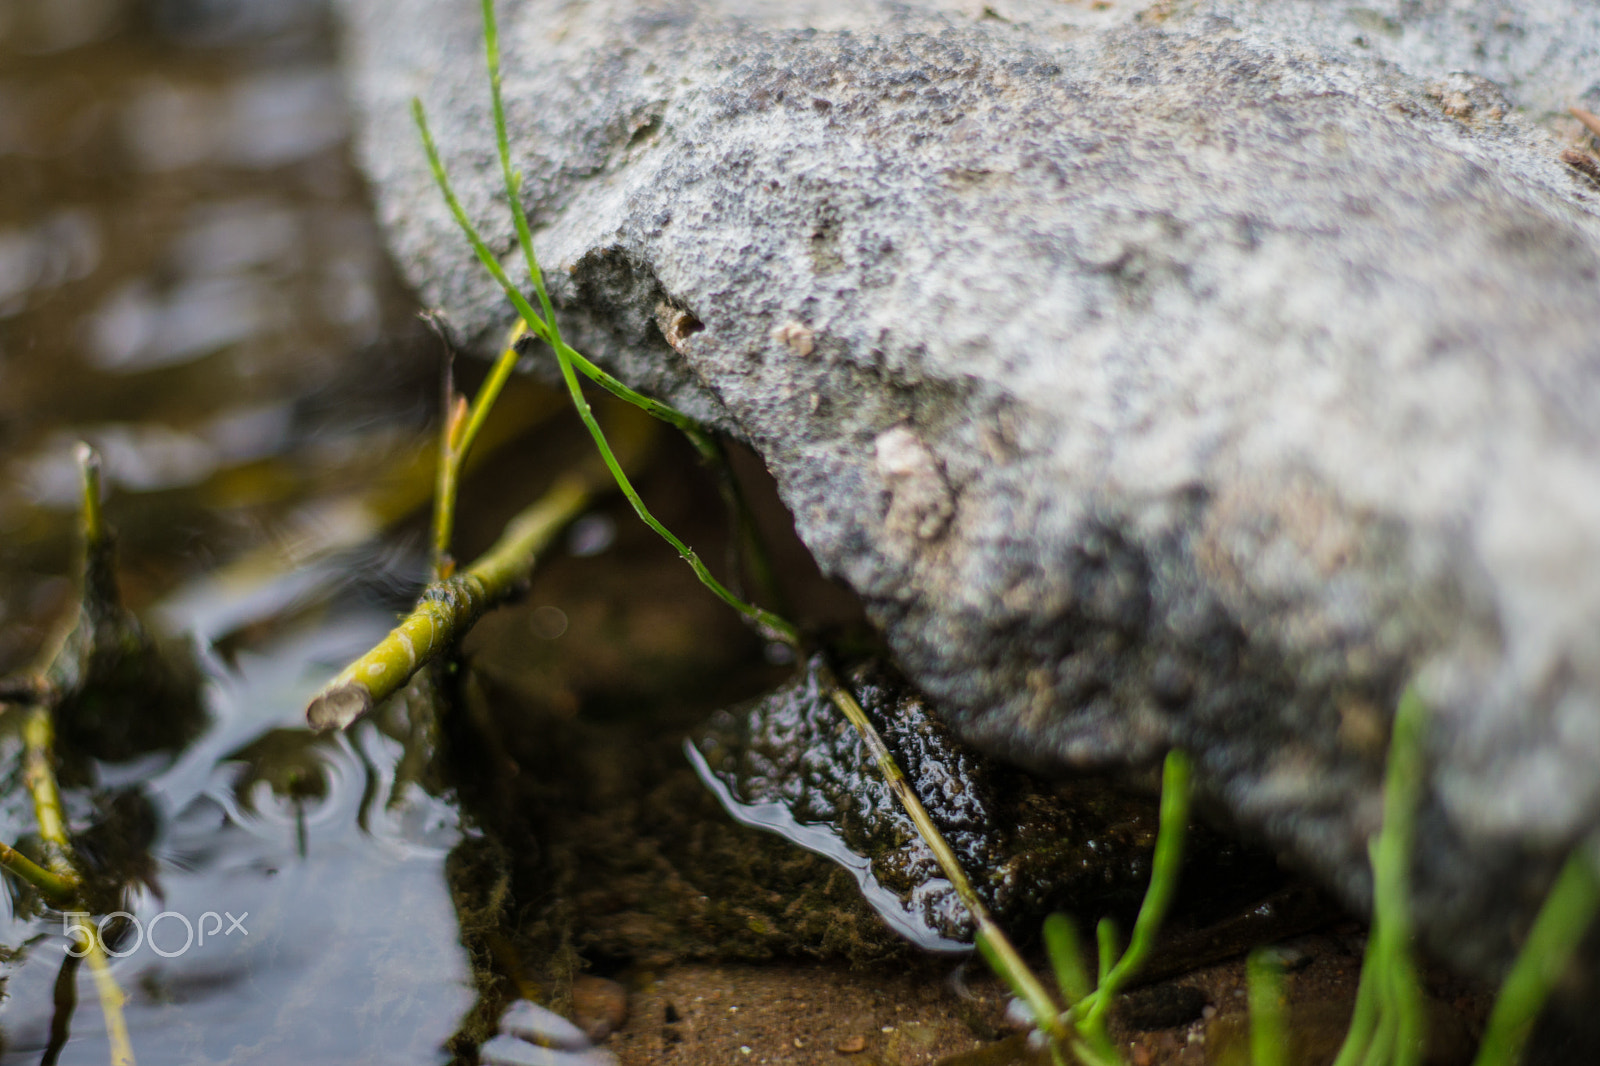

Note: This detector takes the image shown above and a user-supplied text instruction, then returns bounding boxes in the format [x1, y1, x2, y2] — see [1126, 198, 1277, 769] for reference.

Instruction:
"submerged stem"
[85, 937, 135, 1066]
[22, 704, 76, 882]
[0, 837, 78, 904]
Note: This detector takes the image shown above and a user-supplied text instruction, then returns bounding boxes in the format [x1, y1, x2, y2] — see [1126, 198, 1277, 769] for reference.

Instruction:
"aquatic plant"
[1329, 689, 1428, 1066]
[0, 446, 147, 1066]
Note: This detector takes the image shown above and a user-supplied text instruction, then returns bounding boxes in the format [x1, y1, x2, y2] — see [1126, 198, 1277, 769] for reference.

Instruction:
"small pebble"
[1273, 944, 1315, 972]
[739, 1046, 752, 1056]
[835, 1034, 867, 1054]
[571, 976, 628, 1042]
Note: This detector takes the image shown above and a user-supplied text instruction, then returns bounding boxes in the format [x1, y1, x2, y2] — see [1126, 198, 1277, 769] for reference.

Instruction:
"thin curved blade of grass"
[1079, 750, 1192, 1033]
[411, 94, 796, 645]
[1472, 847, 1600, 1066]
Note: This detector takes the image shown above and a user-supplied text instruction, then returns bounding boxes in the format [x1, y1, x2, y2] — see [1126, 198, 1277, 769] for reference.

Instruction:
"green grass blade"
[411, 89, 797, 645]
[477, 0, 703, 434]
[1082, 750, 1193, 1030]
[1331, 953, 1379, 1066]
[1473, 848, 1600, 1066]
[1247, 948, 1288, 1066]
[1331, 689, 1429, 1066]
[412, 98, 548, 338]
[1095, 917, 1118, 988]
[1044, 913, 1093, 1006]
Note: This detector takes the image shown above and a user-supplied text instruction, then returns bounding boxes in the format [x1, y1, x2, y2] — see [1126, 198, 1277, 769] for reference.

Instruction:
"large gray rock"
[337, 0, 1600, 979]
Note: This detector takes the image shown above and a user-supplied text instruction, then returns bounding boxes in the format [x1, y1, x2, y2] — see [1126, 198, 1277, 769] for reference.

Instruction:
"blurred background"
[0, 0, 437, 669]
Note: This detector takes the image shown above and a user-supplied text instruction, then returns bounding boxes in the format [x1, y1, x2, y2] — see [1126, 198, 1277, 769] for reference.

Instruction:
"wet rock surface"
[691, 656, 1279, 950]
[339, 0, 1600, 979]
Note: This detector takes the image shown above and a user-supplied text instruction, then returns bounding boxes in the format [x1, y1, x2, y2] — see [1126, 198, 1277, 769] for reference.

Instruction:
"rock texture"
[337, 0, 1600, 979]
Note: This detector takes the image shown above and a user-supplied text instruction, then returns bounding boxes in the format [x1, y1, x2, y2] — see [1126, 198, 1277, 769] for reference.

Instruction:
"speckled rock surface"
[337, 0, 1600, 979]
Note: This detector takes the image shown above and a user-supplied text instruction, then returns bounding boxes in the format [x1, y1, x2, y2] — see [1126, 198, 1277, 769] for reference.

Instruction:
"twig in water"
[0, 837, 78, 904]
[8, 444, 138, 1065]
[85, 938, 135, 1066]
[306, 469, 597, 731]
[22, 703, 76, 883]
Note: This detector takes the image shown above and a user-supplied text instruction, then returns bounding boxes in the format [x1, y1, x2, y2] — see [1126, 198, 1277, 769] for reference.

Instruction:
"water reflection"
[0, 0, 431, 672]
[0, 0, 491, 1061]
[0, 606, 476, 1064]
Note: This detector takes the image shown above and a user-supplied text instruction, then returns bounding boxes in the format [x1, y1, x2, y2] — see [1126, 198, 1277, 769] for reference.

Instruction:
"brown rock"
[571, 975, 628, 1042]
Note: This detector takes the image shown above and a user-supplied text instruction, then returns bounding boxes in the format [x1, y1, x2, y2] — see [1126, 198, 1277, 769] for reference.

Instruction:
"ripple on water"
[0, 608, 474, 1065]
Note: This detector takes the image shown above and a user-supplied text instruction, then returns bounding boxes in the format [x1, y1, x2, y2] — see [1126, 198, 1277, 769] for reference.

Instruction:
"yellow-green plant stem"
[85, 936, 136, 1066]
[22, 703, 76, 882]
[413, 10, 798, 647]
[819, 662, 1118, 1066]
[1472, 848, 1600, 1066]
[306, 473, 593, 730]
[76, 442, 121, 622]
[22, 696, 134, 1066]
[1247, 949, 1288, 1066]
[1332, 688, 1428, 1066]
[431, 321, 526, 577]
[0, 836, 78, 904]
[77, 441, 106, 554]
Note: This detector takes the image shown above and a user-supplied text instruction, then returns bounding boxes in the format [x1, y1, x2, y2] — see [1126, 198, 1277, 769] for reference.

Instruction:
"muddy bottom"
[599, 926, 1492, 1066]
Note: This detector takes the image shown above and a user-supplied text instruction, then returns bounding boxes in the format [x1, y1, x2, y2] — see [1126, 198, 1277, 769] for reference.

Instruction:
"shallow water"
[0, 616, 472, 1065]
[0, 0, 433, 667]
[0, 2, 491, 1061]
